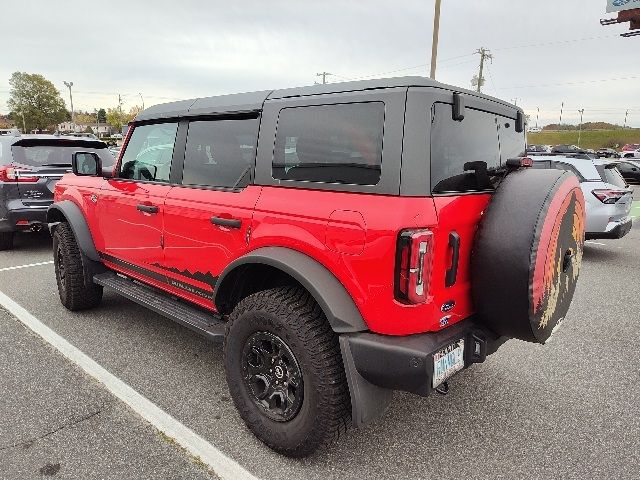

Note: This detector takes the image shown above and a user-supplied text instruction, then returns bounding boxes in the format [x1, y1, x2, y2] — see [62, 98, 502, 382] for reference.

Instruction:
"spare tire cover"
[471, 169, 585, 344]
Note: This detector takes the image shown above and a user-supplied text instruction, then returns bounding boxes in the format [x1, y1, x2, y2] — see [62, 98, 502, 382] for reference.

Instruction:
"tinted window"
[596, 165, 627, 188]
[119, 123, 178, 182]
[498, 116, 526, 161]
[431, 104, 500, 193]
[273, 103, 384, 186]
[11, 145, 114, 168]
[182, 119, 258, 189]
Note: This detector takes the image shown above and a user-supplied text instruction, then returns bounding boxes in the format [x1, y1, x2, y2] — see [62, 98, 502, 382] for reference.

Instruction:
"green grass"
[528, 129, 640, 150]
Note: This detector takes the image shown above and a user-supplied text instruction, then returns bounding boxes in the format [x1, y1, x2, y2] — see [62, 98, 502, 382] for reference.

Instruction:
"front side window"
[182, 118, 258, 189]
[273, 102, 384, 186]
[430, 104, 500, 193]
[119, 123, 178, 182]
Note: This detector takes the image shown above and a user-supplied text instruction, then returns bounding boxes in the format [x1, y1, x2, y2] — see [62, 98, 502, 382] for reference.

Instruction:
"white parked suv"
[530, 155, 633, 240]
[620, 149, 640, 159]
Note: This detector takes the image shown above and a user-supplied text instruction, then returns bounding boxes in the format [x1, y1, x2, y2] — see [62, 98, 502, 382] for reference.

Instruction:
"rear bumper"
[343, 318, 506, 397]
[0, 205, 49, 232]
[586, 217, 632, 240]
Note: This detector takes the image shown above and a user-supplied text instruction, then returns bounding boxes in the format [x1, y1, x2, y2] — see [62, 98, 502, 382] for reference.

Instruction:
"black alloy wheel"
[242, 331, 304, 422]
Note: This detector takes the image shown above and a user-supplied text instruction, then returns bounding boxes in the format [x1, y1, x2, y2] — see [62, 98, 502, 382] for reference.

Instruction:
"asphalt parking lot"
[1, 190, 639, 480]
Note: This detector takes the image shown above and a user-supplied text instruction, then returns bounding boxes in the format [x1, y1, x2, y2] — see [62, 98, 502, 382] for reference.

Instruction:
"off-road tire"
[224, 286, 351, 457]
[53, 223, 103, 310]
[0, 232, 14, 251]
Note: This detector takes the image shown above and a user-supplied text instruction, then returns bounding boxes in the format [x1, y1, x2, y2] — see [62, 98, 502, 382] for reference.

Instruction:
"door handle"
[211, 216, 242, 229]
[137, 204, 159, 214]
[445, 231, 461, 288]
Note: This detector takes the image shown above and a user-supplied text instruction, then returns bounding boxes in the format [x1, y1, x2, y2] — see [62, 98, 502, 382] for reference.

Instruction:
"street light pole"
[623, 109, 629, 129]
[430, 0, 443, 79]
[577, 109, 585, 147]
[536, 107, 540, 129]
[139, 93, 145, 110]
[63, 81, 74, 130]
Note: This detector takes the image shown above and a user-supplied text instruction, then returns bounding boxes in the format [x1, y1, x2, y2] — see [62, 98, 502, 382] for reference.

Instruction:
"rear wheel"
[0, 231, 14, 251]
[224, 286, 350, 457]
[53, 223, 103, 310]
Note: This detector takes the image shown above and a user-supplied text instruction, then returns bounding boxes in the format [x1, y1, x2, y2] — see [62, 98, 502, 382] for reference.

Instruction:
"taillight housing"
[395, 229, 434, 304]
[0, 166, 38, 183]
[592, 189, 627, 204]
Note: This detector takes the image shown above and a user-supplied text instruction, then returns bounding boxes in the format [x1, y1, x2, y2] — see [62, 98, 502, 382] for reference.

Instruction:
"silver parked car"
[530, 155, 633, 240]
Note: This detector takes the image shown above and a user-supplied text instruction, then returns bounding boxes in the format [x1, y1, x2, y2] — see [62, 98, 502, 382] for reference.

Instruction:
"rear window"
[596, 165, 627, 188]
[430, 104, 499, 193]
[430, 104, 526, 194]
[11, 144, 115, 168]
[273, 102, 384, 186]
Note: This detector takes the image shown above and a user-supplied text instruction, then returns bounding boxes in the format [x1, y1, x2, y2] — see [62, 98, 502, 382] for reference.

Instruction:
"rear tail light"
[0, 166, 39, 183]
[395, 229, 434, 304]
[592, 189, 627, 204]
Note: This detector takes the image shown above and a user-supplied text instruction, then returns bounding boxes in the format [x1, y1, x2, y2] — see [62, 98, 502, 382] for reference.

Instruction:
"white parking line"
[0, 261, 54, 272]
[585, 241, 607, 246]
[0, 290, 260, 480]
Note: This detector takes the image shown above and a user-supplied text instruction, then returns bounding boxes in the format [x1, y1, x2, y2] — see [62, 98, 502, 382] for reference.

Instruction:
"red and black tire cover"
[471, 169, 586, 344]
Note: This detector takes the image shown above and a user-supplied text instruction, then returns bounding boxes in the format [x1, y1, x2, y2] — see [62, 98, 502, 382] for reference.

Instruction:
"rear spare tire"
[472, 169, 585, 344]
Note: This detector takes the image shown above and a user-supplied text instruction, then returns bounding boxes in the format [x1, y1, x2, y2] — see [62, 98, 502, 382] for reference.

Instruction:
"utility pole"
[316, 72, 332, 84]
[623, 109, 629, 129]
[139, 93, 145, 110]
[64, 81, 74, 130]
[430, 0, 443, 79]
[118, 94, 123, 112]
[536, 107, 540, 129]
[511, 98, 519, 106]
[474, 47, 493, 93]
[559, 102, 564, 126]
[94, 108, 99, 137]
[577, 109, 585, 147]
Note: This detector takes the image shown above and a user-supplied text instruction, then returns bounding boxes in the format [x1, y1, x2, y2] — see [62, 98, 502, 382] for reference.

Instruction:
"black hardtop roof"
[134, 76, 520, 122]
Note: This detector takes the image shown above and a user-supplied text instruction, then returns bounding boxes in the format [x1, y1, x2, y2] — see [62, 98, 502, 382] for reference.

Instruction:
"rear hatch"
[428, 102, 525, 328]
[595, 163, 633, 221]
[10, 138, 113, 206]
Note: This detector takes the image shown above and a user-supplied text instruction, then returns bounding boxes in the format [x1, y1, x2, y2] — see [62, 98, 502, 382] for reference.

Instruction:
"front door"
[162, 117, 262, 308]
[97, 122, 179, 271]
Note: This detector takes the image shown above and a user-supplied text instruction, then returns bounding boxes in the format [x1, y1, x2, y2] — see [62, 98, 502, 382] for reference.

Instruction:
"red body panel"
[54, 180, 490, 337]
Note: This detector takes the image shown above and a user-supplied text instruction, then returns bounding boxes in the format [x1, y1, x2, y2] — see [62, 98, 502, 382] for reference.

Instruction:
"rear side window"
[119, 123, 178, 182]
[273, 102, 384, 186]
[596, 165, 627, 188]
[430, 104, 500, 193]
[182, 118, 258, 189]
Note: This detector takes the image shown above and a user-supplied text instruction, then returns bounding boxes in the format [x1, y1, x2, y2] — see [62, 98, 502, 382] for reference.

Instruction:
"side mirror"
[72, 151, 101, 176]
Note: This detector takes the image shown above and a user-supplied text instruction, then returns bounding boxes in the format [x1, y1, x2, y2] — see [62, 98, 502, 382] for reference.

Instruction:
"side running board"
[93, 272, 225, 343]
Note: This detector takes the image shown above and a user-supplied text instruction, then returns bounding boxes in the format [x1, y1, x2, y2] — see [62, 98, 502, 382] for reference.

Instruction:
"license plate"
[433, 339, 465, 388]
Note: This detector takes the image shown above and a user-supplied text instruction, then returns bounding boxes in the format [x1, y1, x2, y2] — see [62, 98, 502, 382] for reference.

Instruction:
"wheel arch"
[47, 200, 100, 262]
[214, 247, 368, 334]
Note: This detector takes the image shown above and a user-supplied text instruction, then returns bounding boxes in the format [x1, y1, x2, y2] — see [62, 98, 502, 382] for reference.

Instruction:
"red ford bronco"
[48, 77, 585, 457]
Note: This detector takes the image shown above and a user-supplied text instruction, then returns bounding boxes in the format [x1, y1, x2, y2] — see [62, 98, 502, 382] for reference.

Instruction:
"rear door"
[425, 96, 525, 324]
[162, 116, 262, 307]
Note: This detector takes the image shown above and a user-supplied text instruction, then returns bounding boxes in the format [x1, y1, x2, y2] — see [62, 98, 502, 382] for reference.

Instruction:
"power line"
[494, 74, 640, 90]
[493, 33, 621, 52]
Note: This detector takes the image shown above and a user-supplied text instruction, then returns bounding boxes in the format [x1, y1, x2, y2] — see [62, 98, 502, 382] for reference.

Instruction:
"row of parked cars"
[0, 77, 632, 456]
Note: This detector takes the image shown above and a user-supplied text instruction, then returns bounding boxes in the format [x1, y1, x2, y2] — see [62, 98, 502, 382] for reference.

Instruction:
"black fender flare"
[47, 200, 100, 262]
[215, 247, 368, 333]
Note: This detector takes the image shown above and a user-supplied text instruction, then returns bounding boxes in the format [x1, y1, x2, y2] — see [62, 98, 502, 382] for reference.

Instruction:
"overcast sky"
[2, 0, 638, 127]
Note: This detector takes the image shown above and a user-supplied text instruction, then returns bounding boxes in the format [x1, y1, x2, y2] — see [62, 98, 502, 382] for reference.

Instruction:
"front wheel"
[53, 223, 103, 310]
[224, 286, 351, 457]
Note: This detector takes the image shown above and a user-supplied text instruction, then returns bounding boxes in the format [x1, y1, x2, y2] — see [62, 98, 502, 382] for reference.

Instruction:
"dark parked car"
[552, 144, 587, 154]
[0, 133, 115, 250]
[596, 148, 618, 158]
[614, 160, 640, 184]
[526, 144, 550, 153]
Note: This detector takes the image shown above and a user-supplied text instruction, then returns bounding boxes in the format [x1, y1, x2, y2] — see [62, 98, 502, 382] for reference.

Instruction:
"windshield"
[11, 145, 115, 168]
